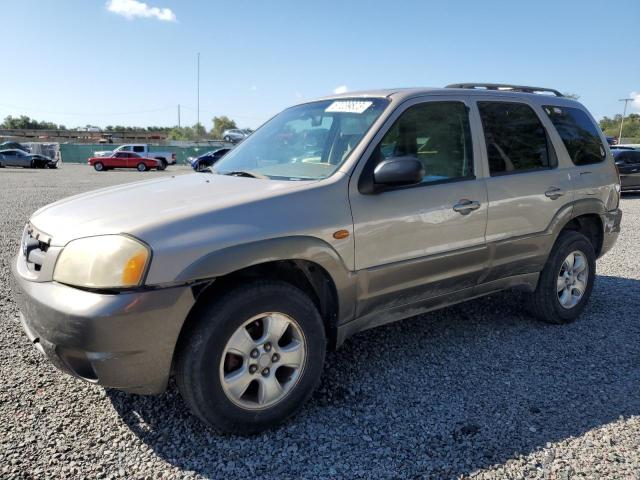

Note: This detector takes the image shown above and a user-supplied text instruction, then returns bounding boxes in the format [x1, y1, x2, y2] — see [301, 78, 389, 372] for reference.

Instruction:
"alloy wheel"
[557, 250, 589, 309]
[219, 312, 306, 410]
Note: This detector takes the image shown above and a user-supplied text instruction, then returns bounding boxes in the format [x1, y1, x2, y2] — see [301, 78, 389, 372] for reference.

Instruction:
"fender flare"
[175, 236, 357, 325]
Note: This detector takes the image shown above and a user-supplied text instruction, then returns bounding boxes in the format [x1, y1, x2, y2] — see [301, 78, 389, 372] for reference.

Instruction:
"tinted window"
[133, 146, 144, 153]
[478, 102, 552, 175]
[543, 105, 606, 165]
[375, 101, 473, 184]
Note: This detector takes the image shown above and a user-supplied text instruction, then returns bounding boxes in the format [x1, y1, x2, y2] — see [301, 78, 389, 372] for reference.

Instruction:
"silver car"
[0, 149, 56, 168]
[11, 84, 621, 434]
[222, 128, 249, 143]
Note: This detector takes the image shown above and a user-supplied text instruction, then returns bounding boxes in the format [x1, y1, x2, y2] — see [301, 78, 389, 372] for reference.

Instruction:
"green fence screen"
[59, 144, 227, 164]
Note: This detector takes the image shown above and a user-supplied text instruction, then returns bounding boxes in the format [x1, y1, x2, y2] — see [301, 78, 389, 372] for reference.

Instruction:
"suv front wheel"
[175, 281, 326, 434]
[528, 230, 596, 324]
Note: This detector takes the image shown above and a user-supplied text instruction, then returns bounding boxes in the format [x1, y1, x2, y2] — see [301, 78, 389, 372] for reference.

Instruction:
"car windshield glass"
[213, 98, 389, 180]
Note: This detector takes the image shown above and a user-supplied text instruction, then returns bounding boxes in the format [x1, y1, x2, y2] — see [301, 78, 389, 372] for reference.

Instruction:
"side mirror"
[373, 157, 425, 188]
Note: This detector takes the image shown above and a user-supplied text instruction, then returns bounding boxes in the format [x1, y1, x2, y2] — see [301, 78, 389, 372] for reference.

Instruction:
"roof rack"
[446, 83, 563, 97]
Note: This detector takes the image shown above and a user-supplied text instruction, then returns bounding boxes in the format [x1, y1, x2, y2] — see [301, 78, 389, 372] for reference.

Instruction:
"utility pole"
[197, 52, 200, 132]
[178, 104, 181, 128]
[618, 98, 633, 144]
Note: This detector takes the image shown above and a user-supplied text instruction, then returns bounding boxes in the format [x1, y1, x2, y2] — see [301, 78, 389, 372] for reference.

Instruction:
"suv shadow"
[108, 274, 640, 477]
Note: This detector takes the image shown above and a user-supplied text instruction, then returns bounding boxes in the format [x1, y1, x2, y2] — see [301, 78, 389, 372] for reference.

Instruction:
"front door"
[113, 152, 129, 168]
[349, 98, 489, 318]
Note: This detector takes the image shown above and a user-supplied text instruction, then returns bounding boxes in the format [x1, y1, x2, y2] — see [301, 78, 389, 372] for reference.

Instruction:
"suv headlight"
[53, 235, 151, 289]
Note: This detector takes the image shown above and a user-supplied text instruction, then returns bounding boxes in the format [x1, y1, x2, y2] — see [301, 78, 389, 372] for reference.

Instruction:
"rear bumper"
[11, 255, 195, 394]
[601, 208, 622, 257]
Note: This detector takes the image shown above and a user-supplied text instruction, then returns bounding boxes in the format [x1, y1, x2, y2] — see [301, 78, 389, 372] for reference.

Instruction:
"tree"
[1, 115, 61, 130]
[165, 124, 207, 141]
[599, 113, 640, 139]
[211, 116, 237, 139]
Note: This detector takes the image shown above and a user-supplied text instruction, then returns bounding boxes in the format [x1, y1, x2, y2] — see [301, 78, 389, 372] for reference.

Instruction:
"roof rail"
[446, 83, 563, 97]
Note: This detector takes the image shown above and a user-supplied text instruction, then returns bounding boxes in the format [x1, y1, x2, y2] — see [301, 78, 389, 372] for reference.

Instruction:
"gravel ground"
[1, 165, 639, 479]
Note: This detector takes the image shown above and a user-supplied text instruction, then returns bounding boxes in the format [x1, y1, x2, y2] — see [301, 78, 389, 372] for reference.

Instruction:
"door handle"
[453, 199, 480, 215]
[545, 187, 565, 200]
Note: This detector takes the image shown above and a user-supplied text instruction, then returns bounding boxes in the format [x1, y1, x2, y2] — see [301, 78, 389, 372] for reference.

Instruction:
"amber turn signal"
[333, 229, 350, 240]
[121, 251, 149, 285]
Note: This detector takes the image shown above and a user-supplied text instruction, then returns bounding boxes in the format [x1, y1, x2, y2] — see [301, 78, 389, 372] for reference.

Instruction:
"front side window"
[374, 101, 474, 184]
[133, 146, 145, 153]
[543, 105, 606, 165]
[478, 101, 552, 175]
[214, 98, 388, 180]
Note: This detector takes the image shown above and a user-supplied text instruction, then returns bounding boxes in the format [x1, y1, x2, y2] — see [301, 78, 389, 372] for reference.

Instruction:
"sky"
[1, 0, 638, 130]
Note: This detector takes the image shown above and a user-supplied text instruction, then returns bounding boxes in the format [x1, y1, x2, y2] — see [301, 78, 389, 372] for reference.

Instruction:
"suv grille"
[22, 224, 52, 271]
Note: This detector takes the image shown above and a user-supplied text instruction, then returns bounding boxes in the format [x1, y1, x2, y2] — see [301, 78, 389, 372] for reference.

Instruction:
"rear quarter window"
[543, 105, 606, 165]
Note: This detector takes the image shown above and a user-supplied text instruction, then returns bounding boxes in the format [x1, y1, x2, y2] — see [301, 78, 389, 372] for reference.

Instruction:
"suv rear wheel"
[528, 230, 596, 324]
[175, 281, 326, 434]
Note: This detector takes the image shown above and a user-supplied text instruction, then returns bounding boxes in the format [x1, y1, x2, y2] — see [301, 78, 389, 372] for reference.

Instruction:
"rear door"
[475, 98, 574, 282]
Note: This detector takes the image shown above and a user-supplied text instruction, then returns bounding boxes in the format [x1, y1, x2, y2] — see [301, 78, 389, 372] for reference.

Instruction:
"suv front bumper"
[11, 256, 195, 394]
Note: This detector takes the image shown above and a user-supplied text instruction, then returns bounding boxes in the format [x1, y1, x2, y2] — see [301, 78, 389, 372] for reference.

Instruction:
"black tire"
[223, 136, 231, 143]
[156, 159, 167, 171]
[94, 162, 104, 172]
[136, 162, 147, 172]
[527, 230, 596, 324]
[175, 281, 326, 434]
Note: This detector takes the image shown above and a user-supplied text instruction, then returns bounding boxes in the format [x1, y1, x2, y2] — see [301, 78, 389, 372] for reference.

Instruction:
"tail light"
[172, 153, 176, 160]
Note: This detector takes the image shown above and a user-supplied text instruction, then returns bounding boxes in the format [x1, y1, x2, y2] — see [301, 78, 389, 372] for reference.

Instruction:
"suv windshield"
[214, 98, 389, 180]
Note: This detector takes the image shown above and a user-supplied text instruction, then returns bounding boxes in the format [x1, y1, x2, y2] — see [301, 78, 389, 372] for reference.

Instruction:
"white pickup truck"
[94, 144, 176, 169]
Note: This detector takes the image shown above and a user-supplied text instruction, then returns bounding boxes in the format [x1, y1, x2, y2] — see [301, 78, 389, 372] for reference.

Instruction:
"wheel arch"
[554, 199, 607, 257]
[175, 236, 356, 351]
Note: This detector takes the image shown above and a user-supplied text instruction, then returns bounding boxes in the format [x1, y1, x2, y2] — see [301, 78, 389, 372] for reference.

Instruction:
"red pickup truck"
[88, 152, 160, 172]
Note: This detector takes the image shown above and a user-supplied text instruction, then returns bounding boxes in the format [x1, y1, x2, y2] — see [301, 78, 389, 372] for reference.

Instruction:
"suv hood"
[31, 173, 311, 246]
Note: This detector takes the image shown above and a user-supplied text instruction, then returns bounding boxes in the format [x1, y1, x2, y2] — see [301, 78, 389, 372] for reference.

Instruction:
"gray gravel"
[1, 165, 640, 479]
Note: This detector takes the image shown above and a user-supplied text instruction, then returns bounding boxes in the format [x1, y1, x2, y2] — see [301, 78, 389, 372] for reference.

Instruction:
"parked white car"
[94, 144, 176, 169]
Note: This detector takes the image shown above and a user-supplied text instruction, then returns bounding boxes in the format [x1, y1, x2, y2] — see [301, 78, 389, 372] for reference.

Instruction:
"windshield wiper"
[221, 170, 267, 179]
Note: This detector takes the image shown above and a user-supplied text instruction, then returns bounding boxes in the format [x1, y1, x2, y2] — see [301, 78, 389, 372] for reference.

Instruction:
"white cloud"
[250, 85, 258, 91]
[106, 0, 176, 22]
[333, 85, 348, 94]
[631, 92, 640, 112]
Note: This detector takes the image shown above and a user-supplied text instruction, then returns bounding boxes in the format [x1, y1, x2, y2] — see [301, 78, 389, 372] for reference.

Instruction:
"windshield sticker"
[325, 100, 373, 114]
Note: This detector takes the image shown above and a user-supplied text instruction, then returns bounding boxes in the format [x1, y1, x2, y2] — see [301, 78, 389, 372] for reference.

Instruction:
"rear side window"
[543, 105, 606, 165]
[478, 101, 552, 175]
[133, 146, 145, 153]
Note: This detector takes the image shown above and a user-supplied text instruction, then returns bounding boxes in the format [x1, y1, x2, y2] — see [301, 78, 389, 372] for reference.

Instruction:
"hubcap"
[557, 250, 589, 309]
[219, 313, 306, 410]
